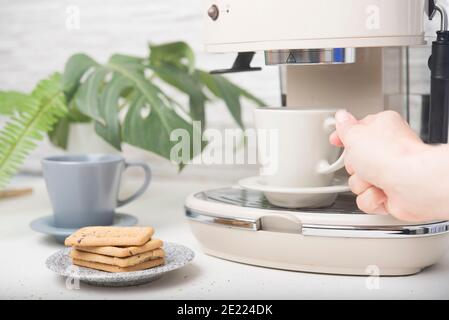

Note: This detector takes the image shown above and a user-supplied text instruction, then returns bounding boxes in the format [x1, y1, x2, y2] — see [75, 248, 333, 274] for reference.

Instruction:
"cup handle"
[117, 160, 152, 207]
[316, 117, 346, 175]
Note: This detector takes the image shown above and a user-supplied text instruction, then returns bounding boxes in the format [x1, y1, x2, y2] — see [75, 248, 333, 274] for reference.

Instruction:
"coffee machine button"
[208, 5, 219, 21]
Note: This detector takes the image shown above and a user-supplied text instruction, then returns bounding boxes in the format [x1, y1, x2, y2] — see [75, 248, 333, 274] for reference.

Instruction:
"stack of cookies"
[64, 226, 165, 273]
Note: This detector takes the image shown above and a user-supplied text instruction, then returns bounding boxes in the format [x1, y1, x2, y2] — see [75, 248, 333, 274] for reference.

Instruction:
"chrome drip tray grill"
[196, 188, 362, 215]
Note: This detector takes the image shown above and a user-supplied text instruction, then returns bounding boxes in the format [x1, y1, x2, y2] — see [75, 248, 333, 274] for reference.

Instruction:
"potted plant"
[0, 42, 264, 189]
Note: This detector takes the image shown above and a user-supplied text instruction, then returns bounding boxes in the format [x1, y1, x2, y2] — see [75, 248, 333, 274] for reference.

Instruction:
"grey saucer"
[30, 213, 138, 243]
[46, 242, 195, 287]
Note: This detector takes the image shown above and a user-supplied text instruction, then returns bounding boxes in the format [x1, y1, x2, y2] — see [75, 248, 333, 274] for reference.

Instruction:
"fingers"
[348, 175, 371, 195]
[330, 109, 357, 148]
[344, 157, 355, 175]
[335, 110, 358, 145]
[329, 131, 344, 147]
[350, 176, 389, 215]
[356, 187, 388, 215]
[370, 204, 389, 215]
[332, 110, 389, 216]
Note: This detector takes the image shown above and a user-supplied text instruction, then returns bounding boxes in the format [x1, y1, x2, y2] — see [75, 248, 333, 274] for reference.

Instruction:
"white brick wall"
[0, 0, 280, 124]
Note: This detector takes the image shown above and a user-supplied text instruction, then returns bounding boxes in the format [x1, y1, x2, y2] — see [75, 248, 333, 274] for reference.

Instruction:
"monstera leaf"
[59, 42, 265, 165]
[64, 52, 203, 161]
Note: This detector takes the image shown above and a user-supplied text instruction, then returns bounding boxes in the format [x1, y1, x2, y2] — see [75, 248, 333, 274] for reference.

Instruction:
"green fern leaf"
[0, 91, 35, 115]
[0, 73, 67, 189]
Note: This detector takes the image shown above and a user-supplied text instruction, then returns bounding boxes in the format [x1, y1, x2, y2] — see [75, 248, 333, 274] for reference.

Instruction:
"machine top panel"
[203, 0, 426, 52]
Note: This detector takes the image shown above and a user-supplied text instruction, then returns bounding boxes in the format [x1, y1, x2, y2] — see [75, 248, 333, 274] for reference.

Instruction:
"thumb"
[335, 110, 358, 145]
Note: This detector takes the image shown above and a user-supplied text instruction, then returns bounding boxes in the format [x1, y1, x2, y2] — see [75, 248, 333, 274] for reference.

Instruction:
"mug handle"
[117, 160, 152, 207]
[316, 117, 346, 175]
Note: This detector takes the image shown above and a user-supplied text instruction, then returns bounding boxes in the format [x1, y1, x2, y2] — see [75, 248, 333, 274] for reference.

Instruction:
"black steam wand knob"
[427, 1, 449, 144]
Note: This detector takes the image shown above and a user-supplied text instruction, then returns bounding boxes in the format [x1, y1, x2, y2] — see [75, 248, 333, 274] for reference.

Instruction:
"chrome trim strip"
[186, 209, 260, 231]
[185, 208, 449, 239]
[300, 223, 449, 238]
[265, 48, 356, 65]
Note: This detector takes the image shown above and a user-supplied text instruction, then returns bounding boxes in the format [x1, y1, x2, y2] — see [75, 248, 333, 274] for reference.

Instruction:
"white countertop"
[1, 175, 449, 300]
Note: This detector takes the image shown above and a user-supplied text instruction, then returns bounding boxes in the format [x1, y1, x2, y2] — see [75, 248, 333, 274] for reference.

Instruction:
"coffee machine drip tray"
[194, 187, 363, 213]
[185, 188, 449, 276]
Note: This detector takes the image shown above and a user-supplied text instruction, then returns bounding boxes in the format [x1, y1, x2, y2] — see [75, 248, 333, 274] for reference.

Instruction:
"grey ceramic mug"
[42, 154, 151, 228]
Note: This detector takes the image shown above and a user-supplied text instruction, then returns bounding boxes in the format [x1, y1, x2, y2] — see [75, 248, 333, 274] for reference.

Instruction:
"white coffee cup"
[254, 107, 345, 189]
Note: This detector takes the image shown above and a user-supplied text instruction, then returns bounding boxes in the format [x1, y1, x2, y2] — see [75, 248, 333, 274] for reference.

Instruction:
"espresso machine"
[185, 0, 449, 276]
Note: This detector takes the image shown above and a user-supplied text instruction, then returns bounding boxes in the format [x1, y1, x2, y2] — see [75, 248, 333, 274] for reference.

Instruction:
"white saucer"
[238, 176, 351, 209]
[30, 213, 138, 244]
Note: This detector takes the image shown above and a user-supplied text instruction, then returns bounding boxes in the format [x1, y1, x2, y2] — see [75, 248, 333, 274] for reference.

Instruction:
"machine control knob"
[208, 5, 219, 21]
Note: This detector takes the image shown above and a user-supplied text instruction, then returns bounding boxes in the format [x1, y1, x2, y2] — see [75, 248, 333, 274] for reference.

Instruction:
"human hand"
[329, 110, 445, 222]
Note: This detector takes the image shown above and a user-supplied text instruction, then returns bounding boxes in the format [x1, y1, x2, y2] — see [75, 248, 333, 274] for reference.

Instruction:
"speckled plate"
[46, 242, 195, 287]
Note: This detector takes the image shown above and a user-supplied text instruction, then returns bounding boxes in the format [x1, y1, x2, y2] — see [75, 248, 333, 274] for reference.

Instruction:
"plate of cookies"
[45, 226, 195, 287]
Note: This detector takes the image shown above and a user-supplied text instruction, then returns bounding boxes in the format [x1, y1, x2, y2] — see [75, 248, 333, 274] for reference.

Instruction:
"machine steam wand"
[427, 0, 449, 143]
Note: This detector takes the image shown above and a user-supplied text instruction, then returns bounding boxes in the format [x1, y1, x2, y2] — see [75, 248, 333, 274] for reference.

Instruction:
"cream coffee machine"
[185, 0, 449, 276]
